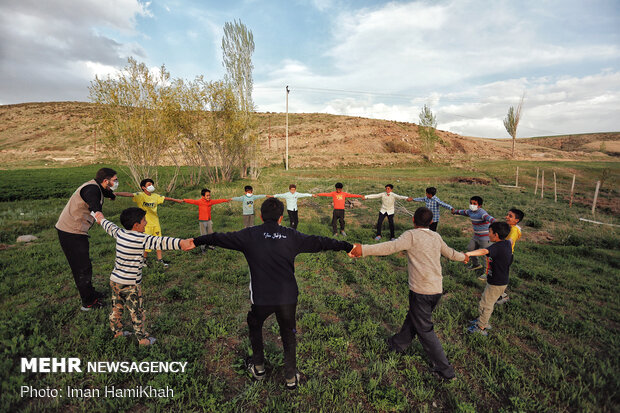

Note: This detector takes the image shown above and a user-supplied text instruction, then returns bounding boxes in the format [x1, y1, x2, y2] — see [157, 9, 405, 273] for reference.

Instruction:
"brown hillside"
[0, 102, 616, 169]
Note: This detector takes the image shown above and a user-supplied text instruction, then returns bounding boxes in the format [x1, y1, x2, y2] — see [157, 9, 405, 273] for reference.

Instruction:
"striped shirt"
[454, 208, 496, 239]
[412, 196, 453, 222]
[101, 219, 182, 285]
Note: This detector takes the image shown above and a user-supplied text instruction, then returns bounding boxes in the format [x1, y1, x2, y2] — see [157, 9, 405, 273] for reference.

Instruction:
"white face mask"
[110, 181, 119, 191]
[146, 185, 155, 193]
[246, 193, 252, 197]
[469, 204, 478, 211]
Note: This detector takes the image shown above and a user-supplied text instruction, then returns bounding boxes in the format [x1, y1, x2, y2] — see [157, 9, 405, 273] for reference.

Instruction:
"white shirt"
[365, 192, 409, 215]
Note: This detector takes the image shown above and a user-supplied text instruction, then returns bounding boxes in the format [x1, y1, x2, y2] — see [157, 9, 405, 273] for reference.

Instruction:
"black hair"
[201, 188, 211, 196]
[426, 187, 437, 196]
[335, 182, 343, 189]
[120, 207, 146, 230]
[385, 184, 394, 189]
[413, 207, 433, 227]
[244, 185, 253, 192]
[140, 178, 154, 189]
[94, 167, 117, 184]
[261, 197, 284, 222]
[289, 184, 296, 189]
[490, 222, 511, 240]
[509, 208, 524, 222]
[470, 196, 483, 206]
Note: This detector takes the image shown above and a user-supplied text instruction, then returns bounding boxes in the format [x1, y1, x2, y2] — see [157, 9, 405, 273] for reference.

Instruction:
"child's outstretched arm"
[179, 238, 195, 251]
[164, 197, 184, 203]
[114, 192, 133, 197]
[465, 249, 489, 257]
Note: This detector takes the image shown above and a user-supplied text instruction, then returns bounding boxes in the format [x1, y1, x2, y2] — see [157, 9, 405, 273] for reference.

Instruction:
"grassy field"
[1, 161, 619, 412]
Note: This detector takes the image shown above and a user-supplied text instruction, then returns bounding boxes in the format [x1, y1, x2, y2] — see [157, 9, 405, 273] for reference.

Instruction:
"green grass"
[1, 162, 619, 412]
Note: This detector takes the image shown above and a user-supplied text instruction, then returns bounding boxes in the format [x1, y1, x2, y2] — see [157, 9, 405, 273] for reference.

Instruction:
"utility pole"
[285, 85, 290, 171]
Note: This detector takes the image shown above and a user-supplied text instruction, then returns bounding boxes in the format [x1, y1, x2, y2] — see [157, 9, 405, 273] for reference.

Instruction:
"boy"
[364, 184, 412, 240]
[183, 189, 231, 252]
[94, 208, 194, 345]
[314, 182, 364, 237]
[115, 179, 183, 268]
[451, 196, 495, 276]
[496, 208, 525, 305]
[348, 207, 467, 381]
[231, 185, 270, 228]
[193, 198, 353, 389]
[273, 184, 313, 229]
[465, 222, 513, 335]
[412, 187, 453, 232]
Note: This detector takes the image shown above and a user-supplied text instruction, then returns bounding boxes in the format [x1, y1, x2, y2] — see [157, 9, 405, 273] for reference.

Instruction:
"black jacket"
[194, 221, 353, 305]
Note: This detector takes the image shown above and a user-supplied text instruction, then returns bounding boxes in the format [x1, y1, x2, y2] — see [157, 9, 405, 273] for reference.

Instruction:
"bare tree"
[418, 104, 439, 161]
[503, 94, 524, 157]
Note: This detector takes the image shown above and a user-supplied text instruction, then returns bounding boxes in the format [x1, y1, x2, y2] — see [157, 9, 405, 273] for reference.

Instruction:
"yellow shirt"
[132, 192, 165, 225]
[506, 225, 522, 253]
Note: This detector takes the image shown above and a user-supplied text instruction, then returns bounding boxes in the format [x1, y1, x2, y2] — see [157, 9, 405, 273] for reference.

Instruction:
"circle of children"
[56, 167, 525, 387]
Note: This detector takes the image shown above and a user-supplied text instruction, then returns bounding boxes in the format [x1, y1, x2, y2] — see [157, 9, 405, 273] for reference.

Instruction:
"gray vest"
[55, 179, 103, 235]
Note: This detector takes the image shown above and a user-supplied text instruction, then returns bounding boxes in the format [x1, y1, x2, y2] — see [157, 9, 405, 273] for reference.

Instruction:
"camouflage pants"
[109, 281, 148, 339]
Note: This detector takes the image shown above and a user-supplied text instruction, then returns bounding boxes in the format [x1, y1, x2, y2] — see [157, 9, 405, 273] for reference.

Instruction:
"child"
[183, 189, 231, 252]
[314, 182, 364, 237]
[412, 187, 453, 232]
[273, 184, 313, 229]
[465, 222, 513, 335]
[231, 185, 270, 228]
[495, 208, 525, 305]
[364, 184, 412, 240]
[193, 198, 353, 389]
[451, 196, 495, 276]
[94, 208, 194, 345]
[348, 207, 467, 381]
[115, 179, 183, 268]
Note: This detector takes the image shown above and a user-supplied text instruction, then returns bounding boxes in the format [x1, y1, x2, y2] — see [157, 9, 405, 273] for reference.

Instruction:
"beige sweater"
[362, 228, 465, 295]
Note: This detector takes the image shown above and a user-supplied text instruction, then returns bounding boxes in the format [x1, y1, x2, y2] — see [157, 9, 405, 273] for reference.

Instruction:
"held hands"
[463, 253, 470, 264]
[312, 194, 317, 197]
[94, 211, 105, 224]
[407, 197, 413, 202]
[348, 243, 362, 258]
[180, 238, 195, 251]
[451, 208, 456, 214]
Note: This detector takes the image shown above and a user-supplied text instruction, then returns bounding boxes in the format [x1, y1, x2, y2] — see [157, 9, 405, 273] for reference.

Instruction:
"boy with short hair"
[465, 221, 513, 336]
[314, 182, 364, 237]
[451, 196, 495, 275]
[183, 189, 231, 252]
[115, 179, 183, 268]
[231, 185, 270, 228]
[193, 198, 353, 389]
[495, 208, 525, 305]
[274, 184, 313, 230]
[94, 208, 194, 345]
[348, 207, 467, 381]
[364, 184, 412, 240]
[412, 187, 453, 232]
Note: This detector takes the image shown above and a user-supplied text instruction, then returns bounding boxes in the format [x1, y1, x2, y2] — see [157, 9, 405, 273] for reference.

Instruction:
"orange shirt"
[184, 198, 228, 221]
[316, 191, 363, 210]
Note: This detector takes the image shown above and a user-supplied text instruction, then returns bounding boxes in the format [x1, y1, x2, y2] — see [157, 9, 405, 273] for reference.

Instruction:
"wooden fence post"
[592, 181, 601, 215]
[553, 172, 557, 202]
[569, 174, 576, 207]
[515, 166, 519, 187]
[534, 168, 539, 195]
[541, 170, 544, 199]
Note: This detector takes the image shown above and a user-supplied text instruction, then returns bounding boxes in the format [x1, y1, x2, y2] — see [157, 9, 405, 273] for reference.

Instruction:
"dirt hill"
[0, 102, 617, 169]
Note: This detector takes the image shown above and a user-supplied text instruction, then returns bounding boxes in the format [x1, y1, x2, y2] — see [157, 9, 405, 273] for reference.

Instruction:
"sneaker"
[477, 273, 487, 281]
[208, 245, 216, 250]
[340, 231, 347, 237]
[113, 331, 133, 339]
[467, 324, 488, 336]
[467, 264, 483, 271]
[374, 235, 382, 241]
[390, 238, 396, 241]
[385, 337, 404, 354]
[495, 295, 510, 305]
[285, 371, 301, 390]
[138, 336, 157, 346]
[80, 298, 105, 311]
[468, 319, 492, 330]
[431, 370, 456, 382]
[246, 358, 266, 381]
[157, 259, 169, 269]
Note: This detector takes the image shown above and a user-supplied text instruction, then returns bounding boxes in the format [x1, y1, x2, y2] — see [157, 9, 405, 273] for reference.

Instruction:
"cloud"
[0, 0, 151, 103]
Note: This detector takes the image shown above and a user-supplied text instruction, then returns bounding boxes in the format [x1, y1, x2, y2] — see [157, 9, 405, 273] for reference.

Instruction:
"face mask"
[110, 181, 119, 191]
[469, 204, 478, 211]
[146, 185, 155, 193]
[246, 193, 252, 197]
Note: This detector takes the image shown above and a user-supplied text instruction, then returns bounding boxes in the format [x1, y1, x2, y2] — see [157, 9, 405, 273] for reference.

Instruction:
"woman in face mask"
[55, 167, 119, 311]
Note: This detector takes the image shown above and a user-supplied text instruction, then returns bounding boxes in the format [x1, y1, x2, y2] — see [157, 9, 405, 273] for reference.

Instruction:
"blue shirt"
[413, 196, 453, 222]
[274, 191, 313, 211]
[454, 208, 496, 239]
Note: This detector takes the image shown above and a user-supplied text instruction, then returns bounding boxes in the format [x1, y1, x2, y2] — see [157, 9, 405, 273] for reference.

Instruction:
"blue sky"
[1, 0, 619, 138]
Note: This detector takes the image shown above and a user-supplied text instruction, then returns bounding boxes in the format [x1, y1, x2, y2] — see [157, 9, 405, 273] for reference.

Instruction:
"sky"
[1, 0, 619, 138]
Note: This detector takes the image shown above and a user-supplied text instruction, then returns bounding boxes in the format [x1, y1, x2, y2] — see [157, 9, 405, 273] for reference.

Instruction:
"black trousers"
[287, 210, 299, 229]
[247, 303, 297, 379]
[429, 222, 438, 232]
[389, 291, 455, 379]
[57, 229, 96, 305]
[376, 212, 395, 238]
[331, 209, 345, 233]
